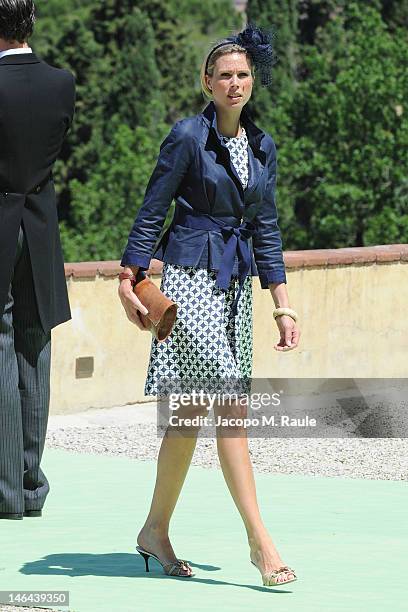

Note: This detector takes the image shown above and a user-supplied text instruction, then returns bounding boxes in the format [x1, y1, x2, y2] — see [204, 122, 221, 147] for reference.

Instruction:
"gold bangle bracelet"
[273, 307, 298, 322]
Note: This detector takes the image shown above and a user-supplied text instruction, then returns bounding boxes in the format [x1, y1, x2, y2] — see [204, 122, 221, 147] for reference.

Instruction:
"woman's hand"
[273, 314, 301, 351]
[118, 279, 150, 331]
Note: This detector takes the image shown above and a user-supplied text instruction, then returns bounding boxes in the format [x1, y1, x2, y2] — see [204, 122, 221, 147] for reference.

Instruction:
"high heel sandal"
[251, 560, 297, 586]
[136, 546, 195, 577]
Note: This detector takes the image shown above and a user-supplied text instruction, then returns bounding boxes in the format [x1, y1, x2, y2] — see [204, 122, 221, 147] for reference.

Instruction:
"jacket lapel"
[246, 145, 266, 193]
[201, 101, 268, 199]
[203, 102, 245, 197]
[240, 104, 268, 195]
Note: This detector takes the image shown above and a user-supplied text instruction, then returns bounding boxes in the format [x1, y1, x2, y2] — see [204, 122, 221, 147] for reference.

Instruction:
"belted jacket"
[0, 52, 75, 333]
[121, 100, 287, 293]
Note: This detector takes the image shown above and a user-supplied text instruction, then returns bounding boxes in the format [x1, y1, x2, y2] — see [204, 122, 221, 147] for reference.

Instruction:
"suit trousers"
[0, 223, 51, 515]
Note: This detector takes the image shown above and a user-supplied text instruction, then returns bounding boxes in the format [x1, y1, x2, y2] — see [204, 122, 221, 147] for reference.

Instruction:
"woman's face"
[205, 52, 253, 111]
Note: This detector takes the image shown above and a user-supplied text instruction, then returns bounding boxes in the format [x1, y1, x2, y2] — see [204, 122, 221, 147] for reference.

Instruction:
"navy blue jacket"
[121, 100, 286, 290]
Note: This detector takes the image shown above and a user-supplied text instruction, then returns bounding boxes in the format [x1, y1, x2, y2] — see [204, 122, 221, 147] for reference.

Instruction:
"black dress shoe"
[24, 510, 42, 517]
[0, 512, 23, 520]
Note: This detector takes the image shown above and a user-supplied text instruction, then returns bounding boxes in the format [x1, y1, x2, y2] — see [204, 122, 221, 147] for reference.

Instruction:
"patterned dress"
[145, 126, 252, 397]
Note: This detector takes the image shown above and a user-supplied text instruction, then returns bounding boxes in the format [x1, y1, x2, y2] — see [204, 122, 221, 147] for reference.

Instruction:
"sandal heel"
[136, 545, 194, 577]
[136, 547, 151, 572]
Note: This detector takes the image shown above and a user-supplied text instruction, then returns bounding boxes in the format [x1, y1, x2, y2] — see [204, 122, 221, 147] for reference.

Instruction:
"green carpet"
[0, 448, 406, 612]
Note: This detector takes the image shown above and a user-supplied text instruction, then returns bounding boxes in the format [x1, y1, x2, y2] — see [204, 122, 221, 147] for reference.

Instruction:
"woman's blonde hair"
[200, 42, 255, 99]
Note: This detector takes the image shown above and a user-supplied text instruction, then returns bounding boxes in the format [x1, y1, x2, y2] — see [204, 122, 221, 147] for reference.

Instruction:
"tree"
[59, 123, 170, 261]
[31, 0, 408, 258]
[31, 0, 242, 261]
[32, 4, 166, 259]
[284, 3, 408, 247]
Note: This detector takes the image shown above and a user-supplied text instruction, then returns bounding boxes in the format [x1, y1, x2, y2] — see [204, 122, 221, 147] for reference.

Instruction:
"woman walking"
[118, 24, 300, 586]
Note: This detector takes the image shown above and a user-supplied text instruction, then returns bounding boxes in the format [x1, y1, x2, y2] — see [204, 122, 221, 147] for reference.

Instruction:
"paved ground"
[44, 386, 408, 481]
[1, 387, 407, 611]
[1, 443, 407, 611]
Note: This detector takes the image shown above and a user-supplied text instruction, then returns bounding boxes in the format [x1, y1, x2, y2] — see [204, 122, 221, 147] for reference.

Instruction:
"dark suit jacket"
[0, 51, 75, 333]
[121, 100, 286, 288]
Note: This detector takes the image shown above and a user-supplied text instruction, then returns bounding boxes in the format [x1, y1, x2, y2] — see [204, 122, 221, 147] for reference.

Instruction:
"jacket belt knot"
[176, 208, 256, 314]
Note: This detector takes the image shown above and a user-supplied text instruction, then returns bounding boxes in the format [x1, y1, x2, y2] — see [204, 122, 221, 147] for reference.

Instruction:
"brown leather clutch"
[133, 271, 177, 342]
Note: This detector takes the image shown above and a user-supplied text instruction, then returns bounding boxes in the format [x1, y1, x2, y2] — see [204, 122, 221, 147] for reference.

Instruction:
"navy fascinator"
[205, 22, 277, 87]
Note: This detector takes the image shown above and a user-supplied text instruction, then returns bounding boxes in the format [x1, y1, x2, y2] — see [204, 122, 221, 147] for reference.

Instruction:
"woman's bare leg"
[214, 399, 294, 580]
[137, 401, 207, 572]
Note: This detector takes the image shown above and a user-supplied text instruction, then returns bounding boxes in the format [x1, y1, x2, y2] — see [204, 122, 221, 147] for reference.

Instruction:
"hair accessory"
[205, 22, 277, 87]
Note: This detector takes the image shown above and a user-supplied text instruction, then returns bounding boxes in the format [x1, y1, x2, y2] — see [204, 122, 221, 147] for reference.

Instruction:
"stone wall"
[49, 244, 408, 413]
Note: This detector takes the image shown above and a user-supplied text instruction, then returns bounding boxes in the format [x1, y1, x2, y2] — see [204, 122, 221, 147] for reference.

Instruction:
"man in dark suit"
[0, 0, 75, 519]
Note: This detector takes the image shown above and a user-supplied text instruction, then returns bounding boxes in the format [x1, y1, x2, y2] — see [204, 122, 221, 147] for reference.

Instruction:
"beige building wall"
[50, 245, 408, 414]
